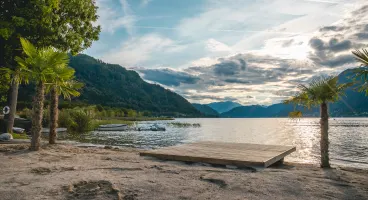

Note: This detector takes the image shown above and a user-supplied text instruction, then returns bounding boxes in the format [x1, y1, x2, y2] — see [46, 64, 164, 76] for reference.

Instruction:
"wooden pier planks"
[140, 141, 296, 167]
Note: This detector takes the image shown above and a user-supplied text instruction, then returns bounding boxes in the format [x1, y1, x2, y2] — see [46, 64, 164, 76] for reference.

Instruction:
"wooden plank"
[140, 142, 296, 168]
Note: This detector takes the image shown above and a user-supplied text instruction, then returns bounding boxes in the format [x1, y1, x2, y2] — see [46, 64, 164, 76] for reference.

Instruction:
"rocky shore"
[0, 144, 367, 200]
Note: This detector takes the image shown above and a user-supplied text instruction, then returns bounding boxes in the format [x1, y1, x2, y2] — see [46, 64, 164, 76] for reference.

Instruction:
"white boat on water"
[13, 127, 25, 134]
[137, 124, 166, 131]
[41, 128, 68, 133]
[97, 124, 128, 131]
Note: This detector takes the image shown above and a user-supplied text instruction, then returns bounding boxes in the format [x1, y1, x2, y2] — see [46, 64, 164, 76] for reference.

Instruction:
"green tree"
[127, 109, 137, 117]
[0, 61, 30, 132]
[284, 76, 352, 168]
[352, 49, 368, 95]
[48, 65, 83, 144]
[15, 38, 70, 151]
[0, 0, 100, 134]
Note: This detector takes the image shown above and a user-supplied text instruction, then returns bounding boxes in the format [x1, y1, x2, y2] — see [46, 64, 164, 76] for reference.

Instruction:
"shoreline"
[0, 143, 367, 200]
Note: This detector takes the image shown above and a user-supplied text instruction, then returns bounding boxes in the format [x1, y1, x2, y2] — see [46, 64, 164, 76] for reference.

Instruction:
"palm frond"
[19, 37, 38, 58]
[284, 75, 352, 118]
[58, 80, 84, 99]
[352, 49, 368, 67]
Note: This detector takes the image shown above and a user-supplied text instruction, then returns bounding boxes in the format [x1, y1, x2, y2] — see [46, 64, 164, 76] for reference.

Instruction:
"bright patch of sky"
[85, 0, 368, 105]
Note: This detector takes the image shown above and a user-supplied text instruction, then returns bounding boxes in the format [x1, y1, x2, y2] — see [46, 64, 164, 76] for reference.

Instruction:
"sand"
[0, 143, 367, 200]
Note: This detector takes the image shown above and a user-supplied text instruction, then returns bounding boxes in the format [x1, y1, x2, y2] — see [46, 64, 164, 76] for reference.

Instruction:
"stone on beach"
[0, 133, 13, 141]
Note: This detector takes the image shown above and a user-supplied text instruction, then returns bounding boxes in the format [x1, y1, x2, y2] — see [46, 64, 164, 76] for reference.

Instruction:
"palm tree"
[0, 63, 30, 133]
[15, 38, 68, 151]
[284, 76, 352, 168]
[352, 49, 368, 95]
[48, 65, 83, 144]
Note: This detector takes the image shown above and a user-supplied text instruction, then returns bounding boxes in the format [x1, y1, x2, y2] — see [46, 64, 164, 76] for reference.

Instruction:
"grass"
[12, 133, 28, 139]
[168, 122, 201, 128]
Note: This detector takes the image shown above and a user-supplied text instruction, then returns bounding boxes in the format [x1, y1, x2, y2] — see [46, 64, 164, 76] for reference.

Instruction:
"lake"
[87, 118, 368, 169]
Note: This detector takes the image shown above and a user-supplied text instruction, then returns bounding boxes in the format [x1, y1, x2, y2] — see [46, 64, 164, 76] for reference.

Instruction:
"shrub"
[58, 110, 73, 128]
[58, 109, 92, 134]
[42, 109, 50, 127]
[18, 108, 32, 120]
[69, 110, 92, 133]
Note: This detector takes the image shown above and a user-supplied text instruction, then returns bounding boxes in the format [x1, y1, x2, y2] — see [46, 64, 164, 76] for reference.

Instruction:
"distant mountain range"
[207, 101, 242, 113]
[220, 68, 368, 118]
[16, 54, 201, 117]
[192, 104, 219, 117]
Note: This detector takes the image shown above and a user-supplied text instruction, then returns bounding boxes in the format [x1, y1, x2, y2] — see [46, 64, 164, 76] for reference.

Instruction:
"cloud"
[206, 39, 232, 52]
[95, 0, 136, 34]
[102, 34, 185, 67]
[93, 0, 368, 105]
[138, 68, 200, 87]
[308, 4, 368, 67]
[224, 79, 251, 84]
[213, 58, 246, 76]
[355, 33, 368, 40]
[309, 38, 355, 67]
[319, 25, 347, 32]
[140, 0, 152, 7]
[281, 39, 295, 47]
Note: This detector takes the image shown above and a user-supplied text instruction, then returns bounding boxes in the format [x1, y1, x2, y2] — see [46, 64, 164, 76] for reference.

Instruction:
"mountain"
[221, 68, 368, 118]
[192, 103, 219, 117]
[207, 101, 242, 113]
[221, 103, 319, 118]
[16, 54, 201, 117]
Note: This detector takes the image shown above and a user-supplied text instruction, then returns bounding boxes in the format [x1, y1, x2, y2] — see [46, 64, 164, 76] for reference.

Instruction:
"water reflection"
[86, 118, 368, 169]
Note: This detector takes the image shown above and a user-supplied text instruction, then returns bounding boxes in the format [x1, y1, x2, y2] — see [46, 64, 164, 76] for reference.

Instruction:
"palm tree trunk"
[6, 82, 19, 133]
[320, 102, 330, 168]
[30, 82, 45, 151]
[49, 87, 58, 144]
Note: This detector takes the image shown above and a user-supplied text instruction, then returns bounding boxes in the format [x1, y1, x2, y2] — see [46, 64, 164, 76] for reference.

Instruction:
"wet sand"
[0, 144, 367, 200]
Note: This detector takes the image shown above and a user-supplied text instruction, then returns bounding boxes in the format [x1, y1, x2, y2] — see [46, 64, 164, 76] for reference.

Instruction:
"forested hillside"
[15, 54, 201, 117]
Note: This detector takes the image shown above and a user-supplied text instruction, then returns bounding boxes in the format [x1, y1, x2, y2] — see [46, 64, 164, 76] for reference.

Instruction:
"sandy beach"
[0, 143, 367, 200]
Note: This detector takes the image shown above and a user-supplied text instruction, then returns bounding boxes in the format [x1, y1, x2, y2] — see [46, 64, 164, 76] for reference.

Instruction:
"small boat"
[41, 128, 68, 133]
[13, 127, 25, 134]
[137, 124, 166, 131]
[97, 124, 128, 131]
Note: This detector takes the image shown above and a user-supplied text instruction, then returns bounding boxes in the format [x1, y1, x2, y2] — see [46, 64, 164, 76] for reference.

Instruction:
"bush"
[42, 109, 50, 127]
[58, 110, 73, 128]
[18, 108, 32, 120]
[69, 110, 92, 133]
[58, 109, 92, 134]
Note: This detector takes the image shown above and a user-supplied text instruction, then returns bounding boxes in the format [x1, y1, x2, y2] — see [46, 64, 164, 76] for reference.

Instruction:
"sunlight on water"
[90, 118, 368, 169]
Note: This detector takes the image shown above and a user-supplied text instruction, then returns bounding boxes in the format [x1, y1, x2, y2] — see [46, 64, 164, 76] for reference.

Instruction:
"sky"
[85, 0, 368, 105]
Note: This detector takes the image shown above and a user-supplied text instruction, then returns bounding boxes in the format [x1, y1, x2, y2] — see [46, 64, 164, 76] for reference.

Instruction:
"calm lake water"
[87, 118, 368, 169]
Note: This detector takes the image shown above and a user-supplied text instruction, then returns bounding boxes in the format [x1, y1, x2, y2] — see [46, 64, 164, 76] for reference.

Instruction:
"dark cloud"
[320, 55, 355, 67]
[182, 93, 238, 102]
[354, 33, 368, 40]
[309, 38, 325, 51]
[328, 39, 353, 52]
[310, 38, 353, 52]
[224, 78, 251, 84]
[138, 68, 199, 87]
[282, 39, 294, 47]
[309, 37, 358, 67]
[352, 5, 368, 16]
[213, 58, 246, 76]
[319, 26, 346, 32]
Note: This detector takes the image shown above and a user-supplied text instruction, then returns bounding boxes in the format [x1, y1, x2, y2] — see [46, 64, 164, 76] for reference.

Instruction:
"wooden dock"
[140, 142, 296, 168]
